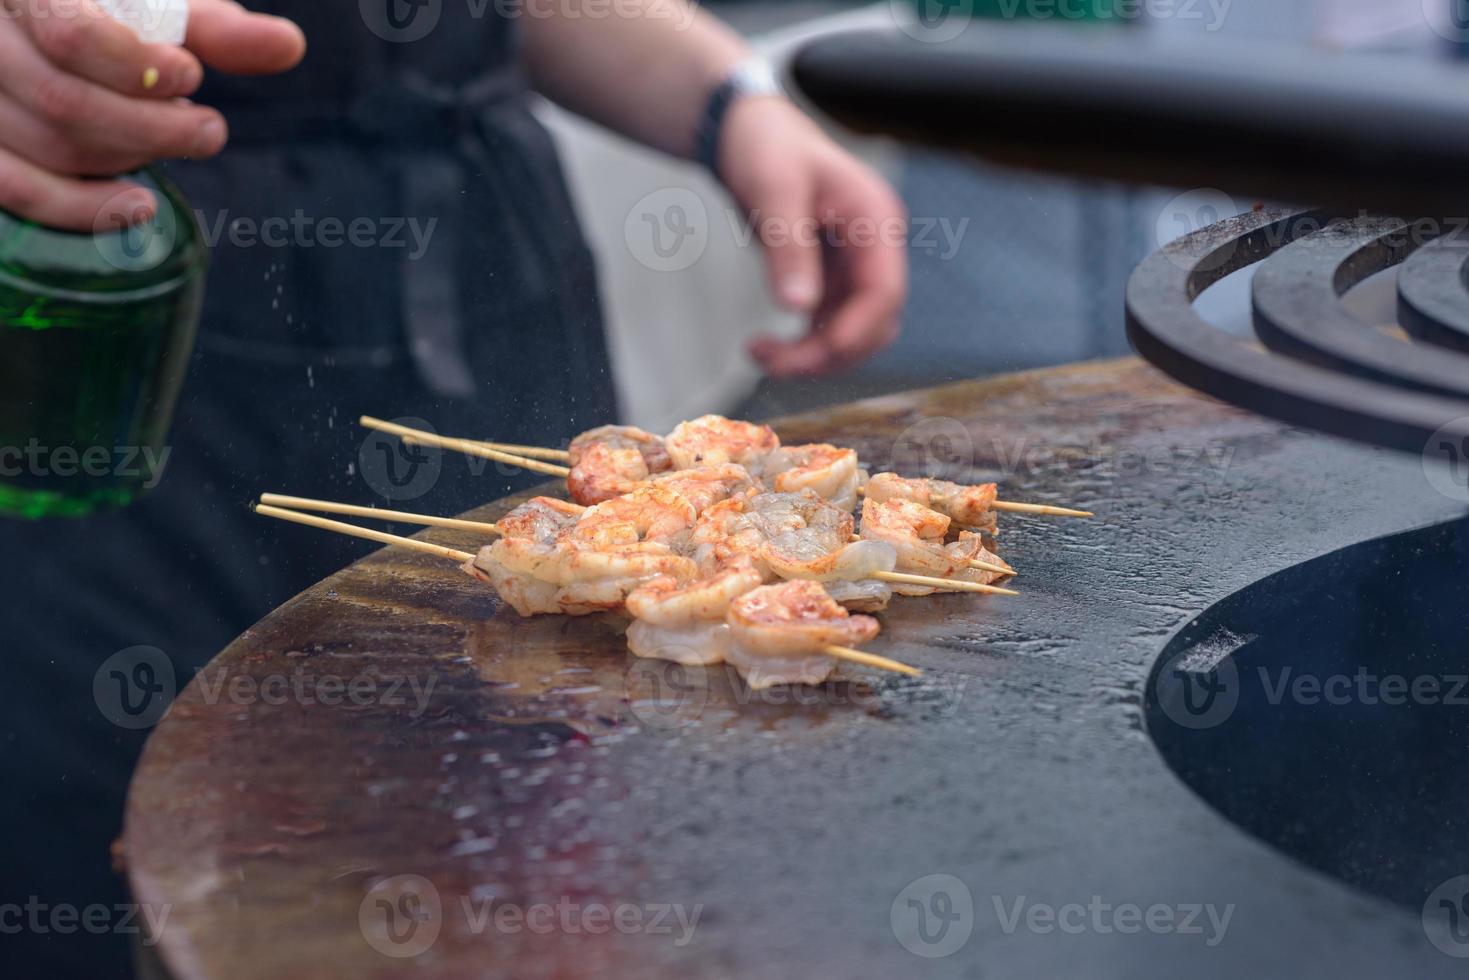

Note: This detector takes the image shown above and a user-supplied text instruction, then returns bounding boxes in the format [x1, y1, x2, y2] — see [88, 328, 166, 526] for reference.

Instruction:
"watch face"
[735, 59, 783, 97]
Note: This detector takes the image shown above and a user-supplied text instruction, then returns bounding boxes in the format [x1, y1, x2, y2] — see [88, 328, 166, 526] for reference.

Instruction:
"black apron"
[0, 5, 616, 974]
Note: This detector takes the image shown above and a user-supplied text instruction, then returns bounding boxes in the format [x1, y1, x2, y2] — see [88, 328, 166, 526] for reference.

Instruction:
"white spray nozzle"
[94, 0, 189, 45]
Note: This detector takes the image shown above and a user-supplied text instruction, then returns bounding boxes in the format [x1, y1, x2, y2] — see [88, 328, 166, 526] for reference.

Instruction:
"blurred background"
[553, 0, 1449, 427]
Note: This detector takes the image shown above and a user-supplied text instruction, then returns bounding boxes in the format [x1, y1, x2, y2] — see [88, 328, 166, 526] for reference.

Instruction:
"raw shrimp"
[860, 497, 1012, 595]
[665, 415, 780, 472]
[625, 557, 765, 665]
[566, 425, 672, 505]
[768, 444, 862, 510]
[864, 472, 999, 535]
[724, 580, 881, 690]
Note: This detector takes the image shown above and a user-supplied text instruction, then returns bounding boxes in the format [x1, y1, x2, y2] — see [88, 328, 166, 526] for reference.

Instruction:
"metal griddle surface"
[123, 359, 1466, 978]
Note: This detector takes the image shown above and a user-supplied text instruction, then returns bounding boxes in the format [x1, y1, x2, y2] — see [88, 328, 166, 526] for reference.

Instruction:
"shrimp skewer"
[625, 557, 765, 665]
[860, 497, 1013, 595]
[724, 580, 907, 689]
[254, 502, 918, 682]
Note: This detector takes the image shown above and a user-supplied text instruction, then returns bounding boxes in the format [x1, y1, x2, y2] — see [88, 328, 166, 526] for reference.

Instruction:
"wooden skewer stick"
[359, 416, 572, 478]
[254, 504, 476, 563]
[990, 500, 1093, 518]
[260, 494, 503, 535]
[822, 645, 922, 678]
[469, 440, 571, 462]
[874, 571, 1020, 596]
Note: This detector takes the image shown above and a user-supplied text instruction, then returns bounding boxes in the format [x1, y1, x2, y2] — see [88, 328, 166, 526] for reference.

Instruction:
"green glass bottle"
[0, 168, 206, 518]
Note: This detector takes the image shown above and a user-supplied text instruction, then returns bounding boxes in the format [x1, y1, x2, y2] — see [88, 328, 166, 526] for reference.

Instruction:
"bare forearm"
[519, 1, 749, 159]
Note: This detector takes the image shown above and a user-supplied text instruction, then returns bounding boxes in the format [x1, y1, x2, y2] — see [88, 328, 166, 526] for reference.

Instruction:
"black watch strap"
[694, 58, 784, 180]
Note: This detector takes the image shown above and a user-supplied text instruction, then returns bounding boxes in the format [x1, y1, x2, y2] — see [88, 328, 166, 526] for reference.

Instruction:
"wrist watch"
[695, 56, 786, 180]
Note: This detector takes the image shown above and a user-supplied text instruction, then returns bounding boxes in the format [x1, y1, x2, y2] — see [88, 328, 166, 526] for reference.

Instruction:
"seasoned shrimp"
[860, 497, 1011, 595]
[768, 444, 861, 510]
[688, 493, 771, 576]
[494, 496, 586, 542]
[625, 557, 764, 665]
[562, 485, 697, 550]
[467, 537, 696, 617]
[864, 472, 999, 535]
[651, 463, 762, 514]
[566, 426, 672, 505]
[569, 425, 671, 471]
[724, 580, 881, 690]
[665, 415, 780, 472]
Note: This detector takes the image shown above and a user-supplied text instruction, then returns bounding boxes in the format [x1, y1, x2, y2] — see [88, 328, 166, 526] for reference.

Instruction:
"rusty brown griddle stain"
[121, 358, 1272, 980]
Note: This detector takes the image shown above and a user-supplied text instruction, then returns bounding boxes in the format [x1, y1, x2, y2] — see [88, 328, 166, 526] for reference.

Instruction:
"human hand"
[718, 96, 909, 379]
[0, 0, 304, 230]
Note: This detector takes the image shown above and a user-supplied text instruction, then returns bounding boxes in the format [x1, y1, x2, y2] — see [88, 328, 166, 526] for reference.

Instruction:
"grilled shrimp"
[651, 463, 762, 514]
[860, 497, 1012, 595]
[665, 415, 780, 472]
[724, 580, 882, 690]
[864, 472, 1000, 535]
[569, 425, 671, 471]
[566, 426, 672, 505]
[494, 496, 586, 542]
[768, 444, 862, 510]
[562, 485, 697, 550]
[624, 557, 764, 665]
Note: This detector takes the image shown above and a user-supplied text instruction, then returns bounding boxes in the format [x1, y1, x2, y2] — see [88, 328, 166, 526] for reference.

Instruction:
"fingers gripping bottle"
[0, 0, 206, 518]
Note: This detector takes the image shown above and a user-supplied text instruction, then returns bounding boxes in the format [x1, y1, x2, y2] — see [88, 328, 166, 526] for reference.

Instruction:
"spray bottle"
[0, 0, 206, 518]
